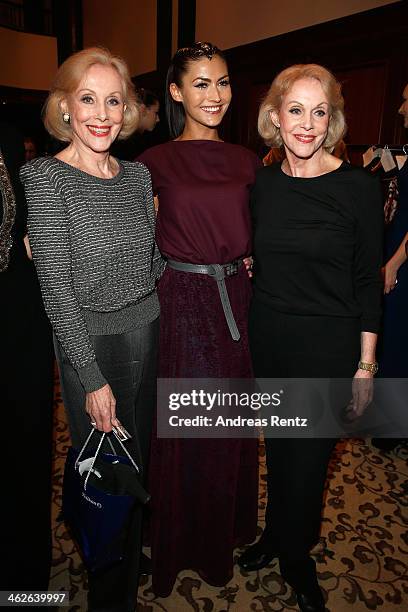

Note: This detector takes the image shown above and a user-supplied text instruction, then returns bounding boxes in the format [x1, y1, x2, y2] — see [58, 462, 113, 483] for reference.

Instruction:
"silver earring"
[62, 112, 70, 124]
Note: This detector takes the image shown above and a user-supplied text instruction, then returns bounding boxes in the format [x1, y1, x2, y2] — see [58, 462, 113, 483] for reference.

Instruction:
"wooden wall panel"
[223, 2, 408, 152]
[338, 63, 388, 145]
[196, 0, 398, 51]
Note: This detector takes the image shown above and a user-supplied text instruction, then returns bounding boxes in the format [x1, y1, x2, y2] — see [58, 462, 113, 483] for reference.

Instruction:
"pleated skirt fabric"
[148, 266, 258, 597]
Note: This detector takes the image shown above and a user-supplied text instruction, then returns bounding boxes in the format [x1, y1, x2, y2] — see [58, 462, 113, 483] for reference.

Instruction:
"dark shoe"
[237, 541, 276, 571]
[296, 587, 325, 612]
[139, 551, 152, 575]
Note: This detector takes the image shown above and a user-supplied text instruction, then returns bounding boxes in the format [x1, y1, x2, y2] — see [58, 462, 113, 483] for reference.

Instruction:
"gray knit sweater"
[20, 157, 164, 392]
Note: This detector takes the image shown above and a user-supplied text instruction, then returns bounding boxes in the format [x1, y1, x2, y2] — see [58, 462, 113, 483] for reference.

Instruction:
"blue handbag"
[62, 429, 150, 573]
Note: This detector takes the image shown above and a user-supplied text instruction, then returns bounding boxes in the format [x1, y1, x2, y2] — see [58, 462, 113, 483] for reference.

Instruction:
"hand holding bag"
[62, 429, 150, 572]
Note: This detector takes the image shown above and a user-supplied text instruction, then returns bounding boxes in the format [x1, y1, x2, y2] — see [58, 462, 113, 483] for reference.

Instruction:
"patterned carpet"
[49, 381, 408, 612]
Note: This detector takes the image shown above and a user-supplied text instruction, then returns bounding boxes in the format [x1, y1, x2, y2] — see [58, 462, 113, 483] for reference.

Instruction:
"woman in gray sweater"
[20, 47, 163, 612]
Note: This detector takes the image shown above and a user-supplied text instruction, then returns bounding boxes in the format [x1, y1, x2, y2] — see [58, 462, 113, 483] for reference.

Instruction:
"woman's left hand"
[382, 261, 399, 294]
[345, 369, 374, 420]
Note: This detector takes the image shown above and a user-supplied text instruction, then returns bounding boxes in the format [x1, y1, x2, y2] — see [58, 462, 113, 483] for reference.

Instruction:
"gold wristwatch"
[358, 361, 378, 375]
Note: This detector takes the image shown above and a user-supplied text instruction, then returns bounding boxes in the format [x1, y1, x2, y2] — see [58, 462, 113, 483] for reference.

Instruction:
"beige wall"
[196, 0, 399, 50]
[0, 0, 398, 90]
[0, 26, 57, 90]
[82, 0, 157, 76]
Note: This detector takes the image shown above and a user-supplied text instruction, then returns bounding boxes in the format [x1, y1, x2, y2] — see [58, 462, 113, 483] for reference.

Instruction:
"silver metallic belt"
[167, 258, 243, 341]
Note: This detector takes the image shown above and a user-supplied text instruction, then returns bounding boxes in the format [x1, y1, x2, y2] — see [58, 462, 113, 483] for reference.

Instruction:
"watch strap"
[358, 360, 378, 374]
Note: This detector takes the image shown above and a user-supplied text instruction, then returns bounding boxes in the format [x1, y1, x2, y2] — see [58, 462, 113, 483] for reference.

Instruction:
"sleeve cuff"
[361, 317, 381, 334]
[77, 361, 107, 393]
[155, 257, 166, 280]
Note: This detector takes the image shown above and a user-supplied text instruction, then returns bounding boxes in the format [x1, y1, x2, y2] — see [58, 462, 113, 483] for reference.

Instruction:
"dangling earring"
[62, 112, 70, 124]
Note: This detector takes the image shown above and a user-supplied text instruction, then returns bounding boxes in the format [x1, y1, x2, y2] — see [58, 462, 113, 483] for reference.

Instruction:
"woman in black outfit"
[0, 123, 54, 599]
[238, 65, 383, 611]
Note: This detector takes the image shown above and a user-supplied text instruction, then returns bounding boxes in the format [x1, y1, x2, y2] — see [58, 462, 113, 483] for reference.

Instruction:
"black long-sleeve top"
[251, 162, 383, 333]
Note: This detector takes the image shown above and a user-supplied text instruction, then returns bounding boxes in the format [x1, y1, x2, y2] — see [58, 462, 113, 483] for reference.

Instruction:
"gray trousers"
[54, 317, 159, 612]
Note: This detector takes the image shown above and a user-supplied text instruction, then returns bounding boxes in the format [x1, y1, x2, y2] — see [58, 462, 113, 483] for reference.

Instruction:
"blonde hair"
[258, 64, 346, 151]
[43, 47, 139, 142]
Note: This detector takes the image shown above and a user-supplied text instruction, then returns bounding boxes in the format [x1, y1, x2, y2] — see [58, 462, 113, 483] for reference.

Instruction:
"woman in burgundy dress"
[138, 42, 260, 596]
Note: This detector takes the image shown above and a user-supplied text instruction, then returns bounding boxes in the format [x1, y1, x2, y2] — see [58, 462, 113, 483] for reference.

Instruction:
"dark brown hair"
[166, 42, 226, 138]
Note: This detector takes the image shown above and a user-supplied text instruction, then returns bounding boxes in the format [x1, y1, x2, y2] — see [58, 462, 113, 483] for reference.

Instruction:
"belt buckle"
[224, 261, 239, 277]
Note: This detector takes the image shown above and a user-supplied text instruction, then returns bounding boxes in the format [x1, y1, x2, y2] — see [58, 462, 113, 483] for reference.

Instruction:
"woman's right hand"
[23, 234, 33, 260]
[243, 256, 253, 278]
[85, 384, 120, 432]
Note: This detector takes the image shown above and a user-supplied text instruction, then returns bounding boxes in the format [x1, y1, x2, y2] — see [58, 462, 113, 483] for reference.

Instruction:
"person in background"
[135, 88, 160, 134]
[0, 122, 54, 607]
[24, 135, 38, 161]
[332, 138, 350, 162]
[112, 88, 161, 160]
[262, 146, 285, 166]
[372, 82, 408, 452]
[238, 64, 383, 612]
[20, 47, 163, 612]
[138, 41, 260, 598]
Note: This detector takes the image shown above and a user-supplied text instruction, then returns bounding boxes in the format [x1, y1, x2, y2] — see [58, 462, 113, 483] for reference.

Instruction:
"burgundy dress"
[138, 140, 260, 596]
